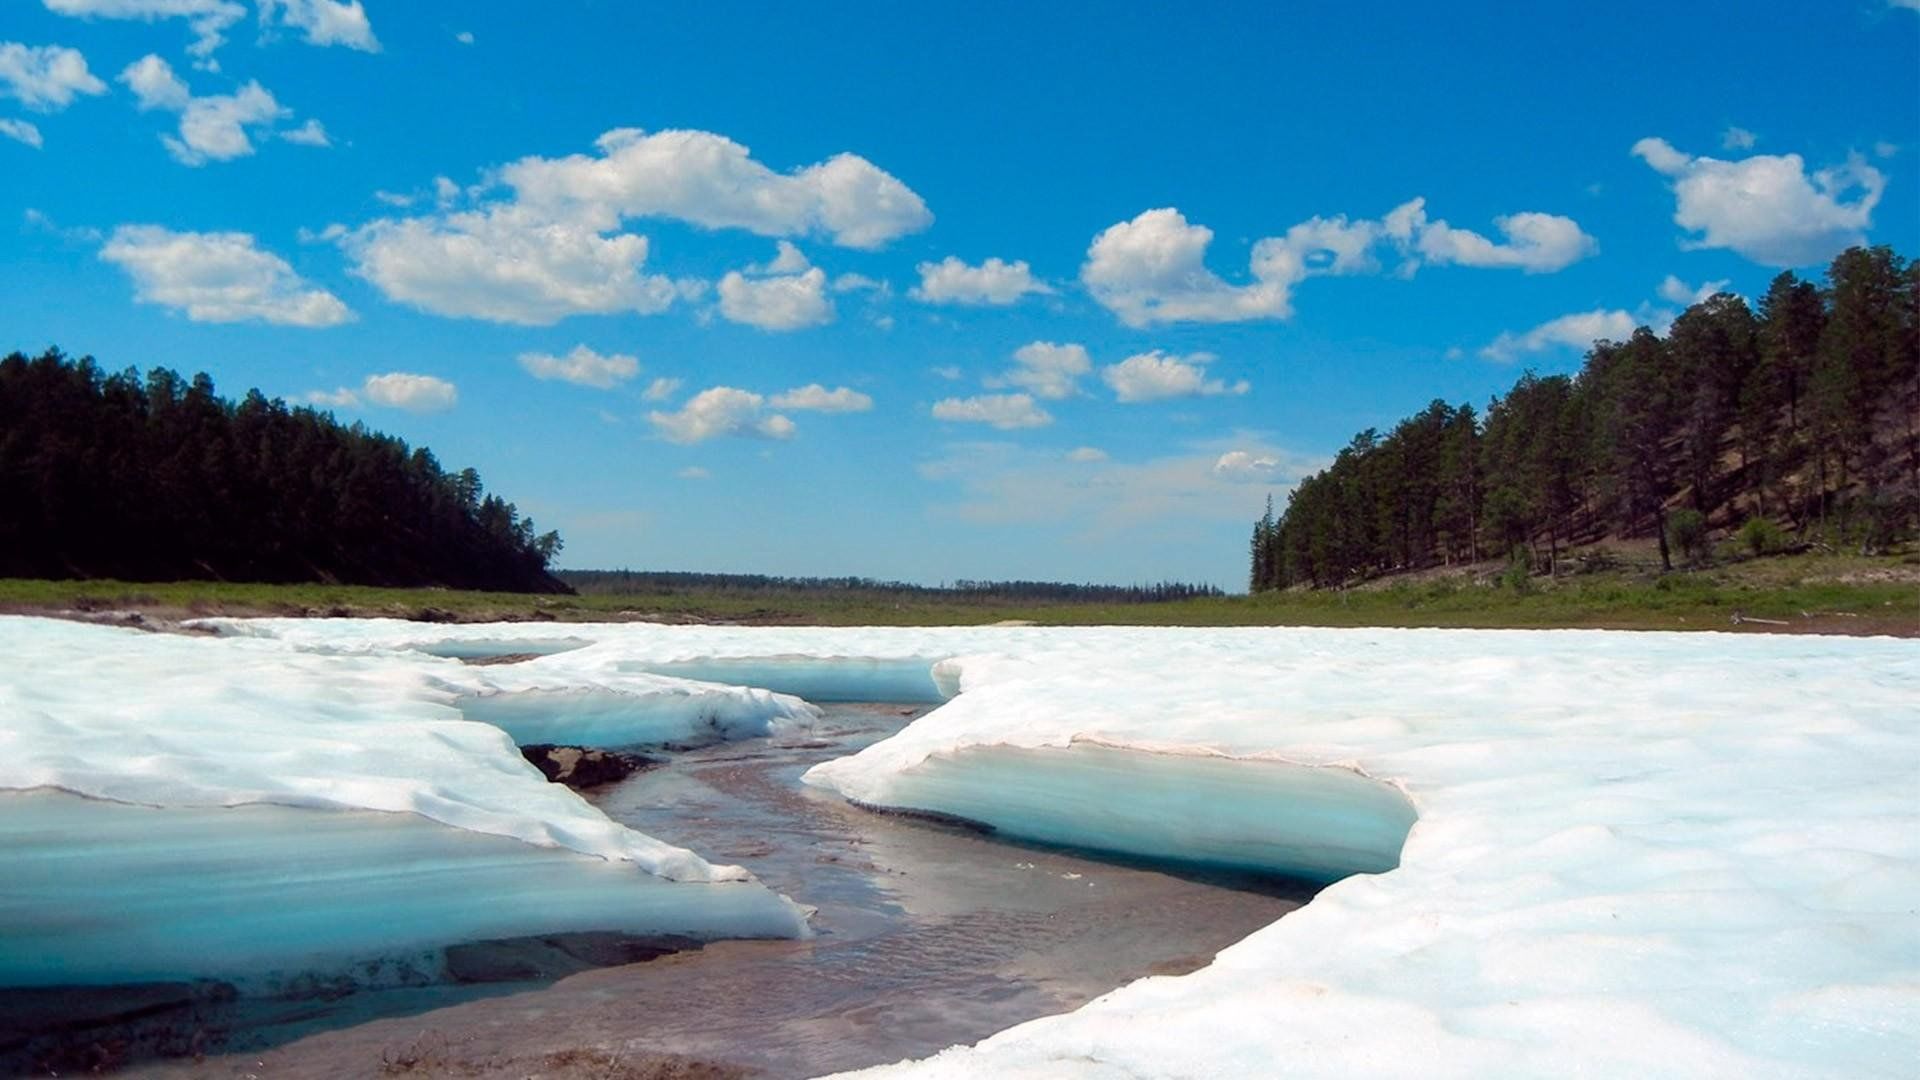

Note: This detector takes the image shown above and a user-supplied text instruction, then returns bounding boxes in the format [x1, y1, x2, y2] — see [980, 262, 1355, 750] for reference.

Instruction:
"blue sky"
[3, 1, 1916, 588]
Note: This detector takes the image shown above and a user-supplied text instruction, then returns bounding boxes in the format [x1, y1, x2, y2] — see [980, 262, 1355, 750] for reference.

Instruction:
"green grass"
[1, 551, 1915, 635]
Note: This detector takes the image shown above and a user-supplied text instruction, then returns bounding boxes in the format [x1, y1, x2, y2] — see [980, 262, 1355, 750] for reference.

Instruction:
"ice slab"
[856, 741, 1414, 883]
[0, 616, 814, 988]
[0, 790, 801, 988]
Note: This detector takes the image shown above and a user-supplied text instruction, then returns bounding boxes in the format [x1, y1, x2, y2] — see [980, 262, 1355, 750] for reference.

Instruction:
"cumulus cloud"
[1480, 309, 1640, 362]
[1212, 450, 1286, 483]
[339, 129, 924, 324]
[910, 256, 1052, 305]
[717, 266, 831, 330]
[339, 205, 676, 325]
[1082, 208, 1294, 327]
[716, 244, 831, 330]
[257, 0, 379, 51]
[1721, 126, 1757, 151]
[1389, 197, 1597, 273]
[1066, 446, 1108, 462]
[649, 386, 795, 443]
[454, 30, 474, 45]
[1657, 274, 1731, 306]
[118, 54, 304, 165]
[100, 224, 352, 326]
[1632, 137, 1884, 266]
[43, 0, 246, 65]
[1102, 350, 1249, 403]
[1083, 200, 1592, 326]
[0, 42, 107, 110]
[987, 341, 1090, 400]
[642, 376, 681, 402]
[770, 384, 872, 412]
[362, 372, 456, 412]
[499, 127, 931, 249]
[0, 118, 42, 147]
[931, 393, 1052, 430]
[518, 344, 640, 389]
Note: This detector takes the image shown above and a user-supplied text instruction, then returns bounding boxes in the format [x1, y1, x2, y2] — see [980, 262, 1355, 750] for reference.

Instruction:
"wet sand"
[51, 704, 1308, 1077]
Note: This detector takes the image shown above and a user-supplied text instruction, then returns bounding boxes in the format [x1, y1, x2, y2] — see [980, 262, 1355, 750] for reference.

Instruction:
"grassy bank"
[2, 552, 1915, 635]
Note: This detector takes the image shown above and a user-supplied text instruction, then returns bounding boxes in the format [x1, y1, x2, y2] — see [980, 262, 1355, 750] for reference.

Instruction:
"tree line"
[0, 350, 567, 592]
[562, 570, 1224, 604]
[1251, 245, 1918, 591]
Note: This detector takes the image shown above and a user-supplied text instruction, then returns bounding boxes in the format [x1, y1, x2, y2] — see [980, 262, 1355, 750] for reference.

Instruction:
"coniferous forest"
[0, 350, 567, 592]
[1251, 246, 1920, 591]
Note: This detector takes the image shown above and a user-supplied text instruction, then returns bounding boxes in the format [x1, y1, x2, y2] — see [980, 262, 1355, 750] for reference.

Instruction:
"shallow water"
[90, 703, 1307, 1077]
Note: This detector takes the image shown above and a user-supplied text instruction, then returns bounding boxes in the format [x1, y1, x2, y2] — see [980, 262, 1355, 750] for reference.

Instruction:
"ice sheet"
[174, 620, 1920, 1074]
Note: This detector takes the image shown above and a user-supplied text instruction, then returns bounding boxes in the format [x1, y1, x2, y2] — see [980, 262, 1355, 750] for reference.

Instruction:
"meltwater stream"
[114, 702, 1307, 1078]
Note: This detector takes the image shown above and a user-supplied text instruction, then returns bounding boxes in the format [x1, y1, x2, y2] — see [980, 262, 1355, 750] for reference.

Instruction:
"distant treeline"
[1252, 245, 1918, 590]
[0, 350, 567, 592]
[561, 570, 1224, 604]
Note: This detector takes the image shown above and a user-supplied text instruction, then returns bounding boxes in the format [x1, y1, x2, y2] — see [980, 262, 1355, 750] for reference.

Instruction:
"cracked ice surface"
[199, 619, 1920, 1077]
[0, 616, 816, 985]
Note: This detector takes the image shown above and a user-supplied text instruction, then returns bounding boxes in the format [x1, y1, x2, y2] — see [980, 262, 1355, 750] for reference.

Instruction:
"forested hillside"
[1252, 245, 1919, 590]
[0, 350, 567, 592]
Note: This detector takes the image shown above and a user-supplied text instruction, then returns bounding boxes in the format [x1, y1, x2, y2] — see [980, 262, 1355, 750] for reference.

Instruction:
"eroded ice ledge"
[0, 616, 816, 987]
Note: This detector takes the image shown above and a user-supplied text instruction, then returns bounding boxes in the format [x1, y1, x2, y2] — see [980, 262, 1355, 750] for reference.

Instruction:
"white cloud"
[677, 466, 709, 480]
[279, 117, 327, 146]
[831, 272, 888, 294]
[717, 264, 832, 330]
[301, 386, 358, 408]
[0, 118, 42, 147]
[454, 30, 474, 45]
[499, 127, 931, 249]
[1102, 350, 1248, 403]
[340, 205, 676, 325]
[642, 376, 681, 402]
[1657, 274, 1731, 306]
[1481, 308, 1640, 362]
[362, 372, 457, 413]
[1874, 141, 1899, 159]
[759, 239, 810, 275]
[257, 0, 379, 52]
[0, 42, 107, 110]
[1632, 137, 1884, 266]
[518, 344, 640, 389]
[1082, 208, 1293, 327]
[1212, 450, 1285, 483]
[43, 1, 246, 65]
[1083, 200, 1591, 327]
[987, 341, 1090, 400]
[770, 384, 872, 412]
[649, 386, 795, 443]
[100, 224, 352, 326]
[910, 256, 1052, 305]
[1066, 446, 1108, 463]
[372, 190, 412, 207]
[1391, 197, 1597, 273]
[118, 54, 297, 165]
[930, 365, 962, 381]
[1721, 126, 1757, 151]
[931, 393, 1052, 430]
[340, 129, 924, 324]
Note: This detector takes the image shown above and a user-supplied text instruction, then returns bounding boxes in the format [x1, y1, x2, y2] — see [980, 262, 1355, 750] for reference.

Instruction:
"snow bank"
[0, 616, 814, 986]
[178, 619, 1920, 1075]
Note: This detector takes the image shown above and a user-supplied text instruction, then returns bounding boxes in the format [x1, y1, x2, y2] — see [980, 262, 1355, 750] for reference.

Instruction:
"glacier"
[183, 618, 1920, 1077]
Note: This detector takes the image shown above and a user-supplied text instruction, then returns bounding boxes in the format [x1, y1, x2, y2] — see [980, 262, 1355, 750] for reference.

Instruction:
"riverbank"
[2, 550, 1916, 635]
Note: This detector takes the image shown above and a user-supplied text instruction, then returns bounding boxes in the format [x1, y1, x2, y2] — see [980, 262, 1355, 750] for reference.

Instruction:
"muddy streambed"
[34, 703, 1309, 1077]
